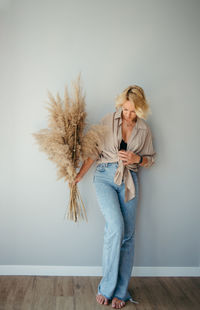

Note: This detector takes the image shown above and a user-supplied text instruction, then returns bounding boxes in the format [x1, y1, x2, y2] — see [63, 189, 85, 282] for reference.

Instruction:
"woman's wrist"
[137, 155, 143, 164]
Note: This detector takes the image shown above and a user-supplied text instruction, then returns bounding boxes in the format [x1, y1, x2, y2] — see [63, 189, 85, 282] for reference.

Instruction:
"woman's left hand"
[118, 150, 140, 165]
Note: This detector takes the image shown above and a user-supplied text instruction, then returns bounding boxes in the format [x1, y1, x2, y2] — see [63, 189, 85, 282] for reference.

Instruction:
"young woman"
[75, 85, 156, 308]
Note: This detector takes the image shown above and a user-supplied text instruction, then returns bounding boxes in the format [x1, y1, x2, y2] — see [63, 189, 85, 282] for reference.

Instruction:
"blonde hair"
[115, 85, 151, 119]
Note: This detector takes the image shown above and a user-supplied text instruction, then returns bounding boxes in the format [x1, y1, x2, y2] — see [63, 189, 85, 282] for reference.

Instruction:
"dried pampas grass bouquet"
[32, 73, 106, 222]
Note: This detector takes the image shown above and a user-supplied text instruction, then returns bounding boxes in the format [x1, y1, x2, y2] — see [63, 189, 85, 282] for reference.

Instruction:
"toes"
[112, 298, 117, 308]
[96, 295, 103, 304]
[100, 297, 104, 304]
[104, 298, 109, 305]
[120, 301, 125, 308]
[112, 298, 125, 309]
[96, 294, 109, 305]
[112, 301, 116, 308]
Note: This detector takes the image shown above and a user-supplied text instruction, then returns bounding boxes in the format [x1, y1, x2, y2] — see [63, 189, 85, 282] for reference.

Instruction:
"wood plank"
[31, 276, 56, 310]
[0, 276, 199, 310]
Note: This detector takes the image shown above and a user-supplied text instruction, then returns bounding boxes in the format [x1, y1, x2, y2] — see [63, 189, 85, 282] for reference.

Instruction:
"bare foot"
[112, 297, 126, 309]
[96, 294, 109, 305]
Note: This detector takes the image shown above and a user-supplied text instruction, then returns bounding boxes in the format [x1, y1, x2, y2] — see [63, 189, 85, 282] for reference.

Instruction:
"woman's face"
[122, 100, 137, 123]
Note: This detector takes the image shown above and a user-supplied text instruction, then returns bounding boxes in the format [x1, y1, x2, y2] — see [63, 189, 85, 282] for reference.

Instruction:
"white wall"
[0, 0, 199, 272]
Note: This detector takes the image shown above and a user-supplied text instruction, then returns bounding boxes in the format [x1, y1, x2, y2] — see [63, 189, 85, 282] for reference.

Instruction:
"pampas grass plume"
[32, 73, 106, 222]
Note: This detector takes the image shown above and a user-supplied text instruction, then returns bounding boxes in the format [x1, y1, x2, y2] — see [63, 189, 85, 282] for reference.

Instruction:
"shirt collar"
[114, 107, 145, 129]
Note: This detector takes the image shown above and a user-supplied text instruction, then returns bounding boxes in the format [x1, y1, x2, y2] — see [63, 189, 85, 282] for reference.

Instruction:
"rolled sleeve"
[88, 145, 102, 161]
[140, 127, 156, 168]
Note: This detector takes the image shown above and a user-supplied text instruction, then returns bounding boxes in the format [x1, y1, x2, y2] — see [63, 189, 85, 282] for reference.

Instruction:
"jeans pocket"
[96, 163, 106, 172]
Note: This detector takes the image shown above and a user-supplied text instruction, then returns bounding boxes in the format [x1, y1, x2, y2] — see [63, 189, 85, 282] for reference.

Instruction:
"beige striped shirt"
[92, 107, 156, 202]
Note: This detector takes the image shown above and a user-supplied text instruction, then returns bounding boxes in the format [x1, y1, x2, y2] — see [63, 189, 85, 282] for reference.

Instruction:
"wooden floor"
[0, 276, 199, 310]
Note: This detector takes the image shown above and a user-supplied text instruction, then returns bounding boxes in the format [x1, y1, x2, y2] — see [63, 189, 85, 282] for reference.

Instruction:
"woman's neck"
[122, 117, 137, 127]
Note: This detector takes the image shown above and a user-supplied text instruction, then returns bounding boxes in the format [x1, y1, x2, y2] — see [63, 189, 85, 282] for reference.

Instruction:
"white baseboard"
[0, 265, 199, 276]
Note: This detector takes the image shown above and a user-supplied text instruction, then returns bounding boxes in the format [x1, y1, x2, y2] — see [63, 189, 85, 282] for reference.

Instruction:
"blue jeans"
[93, 162, 139, 302]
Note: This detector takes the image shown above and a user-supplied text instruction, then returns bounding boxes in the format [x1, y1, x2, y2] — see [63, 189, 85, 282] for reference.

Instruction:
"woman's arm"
[139, 127, 156, 167]
[74, 157, 96, 184]
[118, 125, 156, 167]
